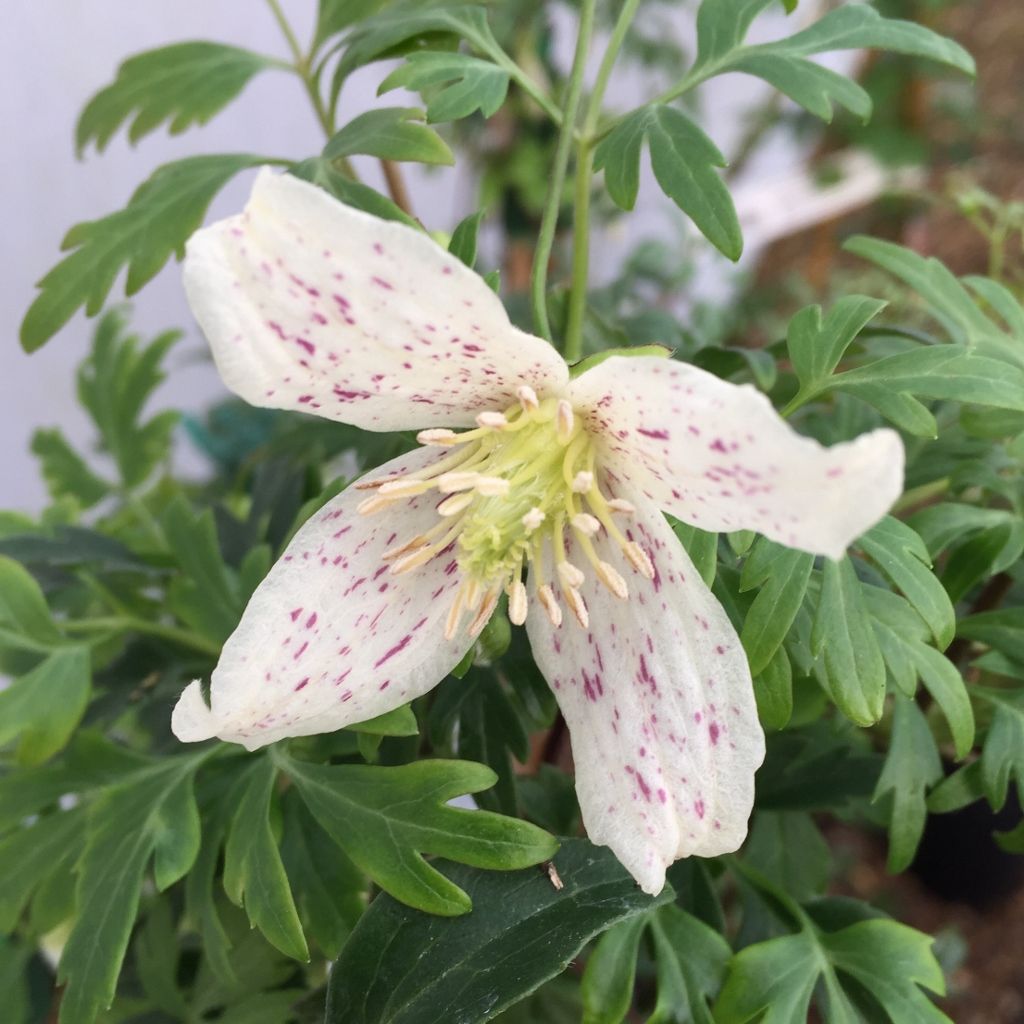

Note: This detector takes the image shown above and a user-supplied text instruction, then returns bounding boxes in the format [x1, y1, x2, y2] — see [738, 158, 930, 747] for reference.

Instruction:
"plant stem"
[64, 617, 221, 658]
[381, 159, 414, 217]
[563, 0, 642, 363]
[529, 0, 597, 344]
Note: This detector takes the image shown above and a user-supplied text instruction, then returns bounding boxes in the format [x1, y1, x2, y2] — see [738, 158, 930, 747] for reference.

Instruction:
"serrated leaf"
[31, 429, 110, 509]
[0, 555, 63, 653]
[740, 539, 813, 676]
[0, 646, 91, 765]
[324, 107, 454, 165]
[278, 751, 558, 916]
[973, 689, 1024, 811]
[325, 838, 672, 1024]
[595, 105, 741, 259]
[223, 758, 308, 961]
[812, 558, 887, 725]
[380, 51, 510, 123]
[290, 158, 420, 227]
[77, 42, 274, 154]
[580, 915, 646, 1024]
[21, 154, 265, 351]
[873, 696, 943, 872]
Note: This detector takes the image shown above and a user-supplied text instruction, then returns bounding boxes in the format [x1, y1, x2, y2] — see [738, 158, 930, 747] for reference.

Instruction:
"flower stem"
[530, 0, 597, 344]
[563, 0, 642, 363]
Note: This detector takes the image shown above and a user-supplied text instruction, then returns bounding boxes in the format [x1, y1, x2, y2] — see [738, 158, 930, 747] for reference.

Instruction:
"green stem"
[563, 0, 642, 363]
[530, 0, 598, 344]
[64, 617, 221, 658]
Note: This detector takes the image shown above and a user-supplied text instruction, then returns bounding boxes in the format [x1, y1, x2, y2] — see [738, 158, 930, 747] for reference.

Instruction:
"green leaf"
[594, 105, 742, 259]
[324, 107, 454, 165]
[958, 608, 1024, 664]
[347, 703, 419, 737]
[223, 758, 308, 962]
[873, 696, 943, 873]
[786, 296, 887, 392]
[448, 209, 485, 269]
[21, 154, 265, 351]
[858, 517, 955, 649]
[754, 646, 793, 731]
[314, 0, 390, 48]
[671, 520, 718, 588]
[0, 647, 91, 765]
[278, 751, 558, 916]
[0, 555, 63, 653]
[812, 559, 887, 725]
[580, 915, 646, 1024]
[30, 429, 110, 509]
[76, 42, 275, 154]
[745, 811, 830, 901]
[57, 754, 205, 1024]
[380, 52, 510, 123]
[76, 309, 182, 489]
[325, 838, 672, 1024]
[732, 53, 871, 121]
[740, 538, 814, 676]
[290, 158, 420, 227]
[974, 689, 1024, 811]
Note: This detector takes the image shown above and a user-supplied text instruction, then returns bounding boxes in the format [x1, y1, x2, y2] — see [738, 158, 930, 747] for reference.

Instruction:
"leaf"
[31, 429, 110, 509]
[57, 755, 205, 1024]
[324, 107, 454, 165]
[595, 105, 741, 259]
[740, 538, 814, 676]
[314, 0, 390, 48]
[448, 209, 485, 269]
[974, 690, 1024, 811]
[858, 517, 955, 649]
[278, 751, 558, 916]
[671, 520, 718, 587]
[0, 647, 91, 765]
[76, 43, 274, 154]
[290, 158, 420, 227]
[223, 758, 308, 962]
[21, 154, 266, 351]
[812, 559, 887, 725]
[380, 51, 510, 123]
[754, 646, 793, 731]
[77, 308, 182, 489]
[731, 53, 871, 121]
[873, 697, 942, 873]
[580, 915, 646, 1024]
[325, 838, 673, 1024]
[0, 555, 63, 653]
[745, 811, 830, 901]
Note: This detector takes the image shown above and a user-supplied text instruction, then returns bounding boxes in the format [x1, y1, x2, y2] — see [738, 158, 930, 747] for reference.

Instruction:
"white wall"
[1, 1, 822, 512]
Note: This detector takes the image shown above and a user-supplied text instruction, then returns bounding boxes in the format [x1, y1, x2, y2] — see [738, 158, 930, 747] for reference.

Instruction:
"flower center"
[356, 387, 654, 639]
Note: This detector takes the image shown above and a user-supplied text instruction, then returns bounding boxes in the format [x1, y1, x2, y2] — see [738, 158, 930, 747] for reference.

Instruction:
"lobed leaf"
[380, 51, 510, 123]
[324, 107, 454, 165]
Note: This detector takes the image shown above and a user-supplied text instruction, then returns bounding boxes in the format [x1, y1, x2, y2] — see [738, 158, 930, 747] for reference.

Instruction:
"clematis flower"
[172, 169, 903, 894]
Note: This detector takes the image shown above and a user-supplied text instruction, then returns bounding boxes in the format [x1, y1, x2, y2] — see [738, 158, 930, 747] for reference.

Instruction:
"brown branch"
[380, 159, 414, 218]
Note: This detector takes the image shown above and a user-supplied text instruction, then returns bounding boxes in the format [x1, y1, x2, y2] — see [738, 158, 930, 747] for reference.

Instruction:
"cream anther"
[390, 544, 437, 575]
[572, 471, 594, 493]
[565, 587, 589, 628]
[468, 589, 500, 638]
[538, 584, 563, 627]
[606, 498, 636, 516]
[355, 474, 403, 491]
[571, 513, 601, 536]
[625, 541, 656, 579]
[417, 428, 459, 446]
[474, 475, 511, 497]
[357, 493, 399, 515]
[476, 411, 509, 430]
[378, 478, 433, 497]
[437, 492, 474, 517]
[596, 561, 629, 599]
[522, 508, 546, 532]
[555, 400, 575, 443]
[508, 580, 528, 625]
[444, 589, 466, 640]
[381, 534, 426, 561]
[437, 471, 481, 493]
[557, 561, 585, 589]
[517, 385, 539, 411]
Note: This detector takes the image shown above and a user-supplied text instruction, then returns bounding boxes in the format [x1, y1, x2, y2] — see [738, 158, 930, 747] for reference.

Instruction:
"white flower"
[171, 170, 904, 894]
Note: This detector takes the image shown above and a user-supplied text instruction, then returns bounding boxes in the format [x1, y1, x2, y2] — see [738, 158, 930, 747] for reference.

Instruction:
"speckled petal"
[183, 168, 568, 431]
[569, 356, 904, 560]
[526, 481, 764, 894]
[172, 447, 469, 750]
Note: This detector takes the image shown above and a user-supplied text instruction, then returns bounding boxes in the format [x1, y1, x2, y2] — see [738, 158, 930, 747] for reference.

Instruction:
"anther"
[437, 492, 474, 517]
[565, 587, 589, 628]
[624, 541, 656, 579]
[508, 580, 528, 625]
[538, 584, 562, 628]
[570, 513, 601, 536]
[555, 400, 575, 443]
[417, 428, 459, 446]
[355, 474, 403, 491]
[390, 545, 437, 574]
[444, 589, 466, 640]
[378, 478, 433, 497]
[522, 508, 546, 532]
[381, 535, 427, 561]
[437, 471, 481, 493]
[606, 498, 636, 516]
[474, 475, 511, 497]
[476, 411, 508, 430]
[357, 493, 399, 515]
[517, 385, 540, 411]
[571, 471, 594, 493]
[557, 561, 585, 589]
[596, 561, 628, 599]
[468, 588, 500, 638]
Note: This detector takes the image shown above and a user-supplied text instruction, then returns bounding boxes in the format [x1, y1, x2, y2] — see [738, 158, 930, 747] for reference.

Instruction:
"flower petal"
[526, 482, 765, 894]
[172, 448, 469, 750]
[569, 356, 903, 560]
[184, 168, 568, 430]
